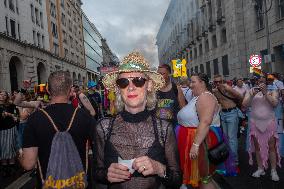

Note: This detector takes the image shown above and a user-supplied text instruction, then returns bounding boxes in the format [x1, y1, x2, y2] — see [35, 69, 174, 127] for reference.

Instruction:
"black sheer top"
[94, 109, 181, 189]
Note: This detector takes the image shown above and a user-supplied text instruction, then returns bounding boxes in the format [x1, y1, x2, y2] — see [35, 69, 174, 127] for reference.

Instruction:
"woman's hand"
[133, 156, 166, 177]
[189, 145, 199, 160]
[107, 163, 130, 183]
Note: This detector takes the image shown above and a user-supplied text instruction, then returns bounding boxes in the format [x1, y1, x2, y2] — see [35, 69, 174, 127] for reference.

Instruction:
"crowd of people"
[0, 51, 283, 189]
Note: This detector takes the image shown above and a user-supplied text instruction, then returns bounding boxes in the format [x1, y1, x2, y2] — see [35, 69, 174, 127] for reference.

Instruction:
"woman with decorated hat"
[94, 51, 182, 189]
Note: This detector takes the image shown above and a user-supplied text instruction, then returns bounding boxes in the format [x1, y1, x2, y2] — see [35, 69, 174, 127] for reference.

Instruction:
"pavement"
[1, 134, 284, 189]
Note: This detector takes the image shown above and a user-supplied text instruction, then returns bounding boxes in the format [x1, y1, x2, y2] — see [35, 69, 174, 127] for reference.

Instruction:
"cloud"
[82, 0, 171, 67]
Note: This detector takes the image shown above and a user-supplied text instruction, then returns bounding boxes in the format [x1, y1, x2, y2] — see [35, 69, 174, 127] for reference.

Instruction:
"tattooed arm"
[79, 93, 96, 117]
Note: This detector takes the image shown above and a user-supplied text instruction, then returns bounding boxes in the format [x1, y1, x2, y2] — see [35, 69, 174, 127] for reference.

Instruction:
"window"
[212, 35, 217, 48]
[221, 29, 227, 44]
[61, 13, 66, 26]
[206, 61, 211, 78]
[35, 8, 39, 26]
[191, 67, 194, 74]
[200, 64, 204, 73]
[205, 39, 209, 52]
[222, 55, 229, 76]
[4, 0, 7, 7]
[279, 0, 284, 19]
[194, 66, 198, 73]
[33, 30, 36, 45]
[194, 47, 197, 59]
[40, 12, 43, 28]
[63, 30, 67, 43]
[53, 43, 59, 55]
[69, 19, 72, 32]
[256, 1, 264, 29]
[199, 44, 203, 56]
[9, 0, 14, 11]
[10, 19, 16, 38]
[42, 35, 45, 48]
[70, 35, 73, 48]
[15, 0, 18, 13]
[17, 23, 20, 40]
[61, 0, 65, 8]
[39, 0, 42, 5]
[30, 4, 35, 22]
[64, 48, 68, 57]
[213, 58, 219, 74]
[5, 16, 8, 35]
[51, 22, 58, 38]
[37, 32, 40, 47]
[50, 2, 56, 18]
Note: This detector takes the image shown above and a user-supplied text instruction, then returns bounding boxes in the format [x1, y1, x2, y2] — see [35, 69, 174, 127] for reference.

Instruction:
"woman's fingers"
[107, 163, 130, 183]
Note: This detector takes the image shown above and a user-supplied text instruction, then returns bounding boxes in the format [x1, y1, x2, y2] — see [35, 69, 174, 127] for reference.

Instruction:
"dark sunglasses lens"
[116, 78, 129, 88]
[132, 77, 146, 87]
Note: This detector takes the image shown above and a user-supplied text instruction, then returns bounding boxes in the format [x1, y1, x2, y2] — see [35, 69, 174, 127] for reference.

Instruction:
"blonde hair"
[115, 89, 157, 113]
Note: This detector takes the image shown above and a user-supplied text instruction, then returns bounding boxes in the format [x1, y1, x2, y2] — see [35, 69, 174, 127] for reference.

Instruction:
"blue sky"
[82, 0, 171, 67]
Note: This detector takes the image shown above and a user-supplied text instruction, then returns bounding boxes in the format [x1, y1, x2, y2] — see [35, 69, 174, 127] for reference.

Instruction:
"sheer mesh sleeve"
[94, 118, 112, 184]
[158, 120, 182, 188]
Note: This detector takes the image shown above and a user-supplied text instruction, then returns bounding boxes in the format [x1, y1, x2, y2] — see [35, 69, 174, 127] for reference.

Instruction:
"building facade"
[0, 0, 86, 92]
[101, 38, 119, 67]
[46, 0, 85, 83]
[157, 0, 284, 79]
[82, 13, 103, 82]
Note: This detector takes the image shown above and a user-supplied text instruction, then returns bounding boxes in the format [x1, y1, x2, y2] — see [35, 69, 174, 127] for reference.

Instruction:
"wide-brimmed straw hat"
[102, 51, 165, 91]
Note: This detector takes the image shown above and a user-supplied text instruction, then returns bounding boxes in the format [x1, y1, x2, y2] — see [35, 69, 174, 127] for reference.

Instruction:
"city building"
[82, 12, 103, 82]
[101, 38, 119, 67]
[46, 0, 86, 84]
[0, 0, 86, 92]
[156, 0, 284, 79]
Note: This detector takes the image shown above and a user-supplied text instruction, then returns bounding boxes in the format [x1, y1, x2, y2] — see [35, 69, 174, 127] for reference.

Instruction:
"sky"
[82, 0, 171, 68]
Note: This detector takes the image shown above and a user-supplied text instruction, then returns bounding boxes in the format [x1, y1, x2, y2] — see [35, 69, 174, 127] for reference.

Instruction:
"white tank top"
[177, 92, 220, 127]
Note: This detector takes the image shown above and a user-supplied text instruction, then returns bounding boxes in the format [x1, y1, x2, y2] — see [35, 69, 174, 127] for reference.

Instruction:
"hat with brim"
[102, 51, 165, 91]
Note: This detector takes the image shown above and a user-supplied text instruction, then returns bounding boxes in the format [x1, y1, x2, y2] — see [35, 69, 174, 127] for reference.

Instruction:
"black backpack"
[38, 108, 88, 189]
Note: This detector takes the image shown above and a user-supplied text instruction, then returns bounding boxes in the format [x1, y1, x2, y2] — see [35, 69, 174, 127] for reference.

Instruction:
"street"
[1, 134, 283, 189]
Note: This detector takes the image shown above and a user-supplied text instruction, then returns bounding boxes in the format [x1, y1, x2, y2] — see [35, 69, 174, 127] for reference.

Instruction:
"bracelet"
[192, 142, 200, 147]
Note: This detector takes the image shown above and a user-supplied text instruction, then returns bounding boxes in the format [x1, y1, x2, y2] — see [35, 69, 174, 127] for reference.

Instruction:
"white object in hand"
[118, 157, 135, 174]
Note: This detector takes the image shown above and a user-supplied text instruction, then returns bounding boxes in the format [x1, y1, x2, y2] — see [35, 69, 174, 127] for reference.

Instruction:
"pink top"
[250, 92, 275, 132]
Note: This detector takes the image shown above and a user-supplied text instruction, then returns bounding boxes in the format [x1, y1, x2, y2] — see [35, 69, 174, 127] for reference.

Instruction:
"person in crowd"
[70, 85, 96, 117]
[86, 81, 103, 120]
[179, 76, 193, 103]
[177, 73, 232, 188]
[242, 76, 281, 181]
[20, 71, 95, 188]
[233, 78, 248, 98]
[95, 51, 181, 189]
[0, 90, 19, 177]
[156, 64, 186, 128]
[212, 75, 243, 166]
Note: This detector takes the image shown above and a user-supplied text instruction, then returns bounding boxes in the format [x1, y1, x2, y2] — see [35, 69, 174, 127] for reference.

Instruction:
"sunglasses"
[116, 77, 148, 89]
[214, 80, 222, 84]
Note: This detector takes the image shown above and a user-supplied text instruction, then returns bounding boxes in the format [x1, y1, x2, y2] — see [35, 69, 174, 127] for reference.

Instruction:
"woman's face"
[190, 76, 203, 96]
[117, 72, 150, 113]
[0, 91, 8, 102]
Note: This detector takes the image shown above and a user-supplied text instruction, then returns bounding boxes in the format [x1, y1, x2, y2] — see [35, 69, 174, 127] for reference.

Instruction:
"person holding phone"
[242, 76, 281, 181]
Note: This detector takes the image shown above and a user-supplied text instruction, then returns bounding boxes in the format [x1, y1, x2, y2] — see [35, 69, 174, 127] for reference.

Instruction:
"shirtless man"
[212, 74, 243, 165]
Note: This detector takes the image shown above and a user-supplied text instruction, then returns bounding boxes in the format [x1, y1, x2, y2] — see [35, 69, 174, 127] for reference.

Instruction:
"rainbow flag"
[252, 67, 263, 77]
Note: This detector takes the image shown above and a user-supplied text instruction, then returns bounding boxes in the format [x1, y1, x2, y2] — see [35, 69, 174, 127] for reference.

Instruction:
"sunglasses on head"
[116, 77, 148, 89]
